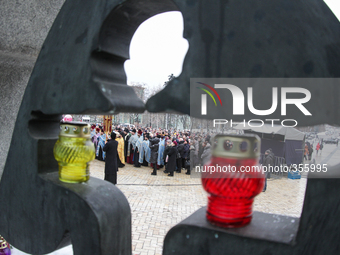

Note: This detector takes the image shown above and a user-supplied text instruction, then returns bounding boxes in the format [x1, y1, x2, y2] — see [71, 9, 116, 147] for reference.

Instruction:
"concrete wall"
[0, 0, 65, 178]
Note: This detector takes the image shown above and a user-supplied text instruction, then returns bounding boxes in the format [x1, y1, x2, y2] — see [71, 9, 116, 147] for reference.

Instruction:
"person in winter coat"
[304, 144, 309, 161]
[262, 149, 274, 191]
[185, 144, 192, 175]
[181, 139, 190, 170]
[201, 141, 211, 166]
[198, 137, 204, 165]
[316, 142, 320, 155]
[308, 145, 313, 160]
[267, 148, 275, 177]
[191, 138, 199, 169]
[166, 141, 178, 176]
[103, 132, 119, 185]
[176, 139, 185, 173]
[163, 139, 172, 173]
[149, 137, 160, 175]
[189, 145, 197, 174]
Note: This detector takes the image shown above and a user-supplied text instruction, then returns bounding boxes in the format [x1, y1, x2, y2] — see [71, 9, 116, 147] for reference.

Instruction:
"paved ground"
[95, 162, 307, 255]
[13, 143, 340, 255]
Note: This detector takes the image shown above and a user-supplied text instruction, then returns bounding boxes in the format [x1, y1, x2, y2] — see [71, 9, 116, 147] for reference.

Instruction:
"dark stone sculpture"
[146, 0, 340, 126]
[0, 0, 340, 254]
[0, 0, 174, 253]
[156, 0, 340, 254]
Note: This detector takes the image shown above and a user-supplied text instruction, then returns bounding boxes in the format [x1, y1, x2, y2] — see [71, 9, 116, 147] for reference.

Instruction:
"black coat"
[167, 146, 178, 173]
[182, 143, 190, 158]
[163, 145, 171, 162]
[103, 139, 118, 184]
[149, 139, 159, 164]
[177, 141, 185, 157]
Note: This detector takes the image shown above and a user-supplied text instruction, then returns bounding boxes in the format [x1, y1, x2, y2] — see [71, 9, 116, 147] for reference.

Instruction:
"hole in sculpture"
[124, 11, 189, 100]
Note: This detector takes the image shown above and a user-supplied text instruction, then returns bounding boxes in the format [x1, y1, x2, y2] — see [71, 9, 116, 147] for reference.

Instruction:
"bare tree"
[177, 114, 190, 130]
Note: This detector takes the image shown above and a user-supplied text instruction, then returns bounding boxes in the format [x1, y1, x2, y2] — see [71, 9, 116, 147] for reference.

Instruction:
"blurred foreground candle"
[54, 122, 95, 183]
[0, 236, 11, 255]
[201, 134, 264, 228]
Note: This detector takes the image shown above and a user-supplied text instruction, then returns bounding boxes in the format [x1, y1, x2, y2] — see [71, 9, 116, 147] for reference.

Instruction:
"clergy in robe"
[103, 132, 118, 184]
[96, 129, 106, 161]
[127, 129, 137, 164]
[139, 133, 151, 166]
[134, 129, 143, 167]
[157, 135, 165, 167]
[116, 131, 125, 168]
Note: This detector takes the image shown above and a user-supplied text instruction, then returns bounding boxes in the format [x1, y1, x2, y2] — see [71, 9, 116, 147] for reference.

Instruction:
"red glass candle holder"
[201, 134, 264, 228]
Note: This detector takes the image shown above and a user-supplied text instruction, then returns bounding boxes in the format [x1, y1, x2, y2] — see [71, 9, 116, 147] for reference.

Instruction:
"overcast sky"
[124, 1, 340, 89]
[325, 0, 340, 19]
[124, 11, 188, 89]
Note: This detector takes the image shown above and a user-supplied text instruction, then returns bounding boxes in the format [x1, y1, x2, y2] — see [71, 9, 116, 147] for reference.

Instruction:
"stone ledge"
[163, 207, 299, 255]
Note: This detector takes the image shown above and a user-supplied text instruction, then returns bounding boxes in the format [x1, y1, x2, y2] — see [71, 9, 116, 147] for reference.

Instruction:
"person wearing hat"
[149, 136, 160, 175]
[127, 129, 137, 164]
[166, 141, 178, 177]
[103, 132, 119, 184]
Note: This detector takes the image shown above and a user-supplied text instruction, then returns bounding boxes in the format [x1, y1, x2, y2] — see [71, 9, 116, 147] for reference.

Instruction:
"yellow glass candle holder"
[53, 122, 95, 183]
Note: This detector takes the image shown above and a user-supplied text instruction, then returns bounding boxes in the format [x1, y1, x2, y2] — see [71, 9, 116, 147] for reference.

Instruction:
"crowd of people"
[89, 124, 213, 184]
[89, 124, 322, 191]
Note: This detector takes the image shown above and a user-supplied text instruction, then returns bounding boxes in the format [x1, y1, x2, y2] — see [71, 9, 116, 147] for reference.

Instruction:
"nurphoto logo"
[194, 80, 312, 128]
